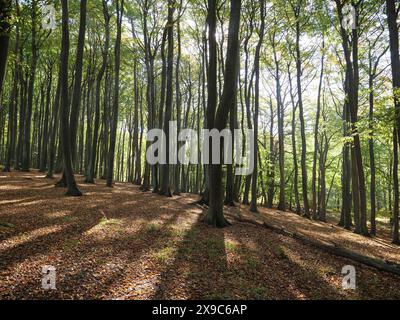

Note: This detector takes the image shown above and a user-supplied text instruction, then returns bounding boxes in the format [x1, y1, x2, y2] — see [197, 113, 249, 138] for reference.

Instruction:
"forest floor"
[1, 170, 400, 300]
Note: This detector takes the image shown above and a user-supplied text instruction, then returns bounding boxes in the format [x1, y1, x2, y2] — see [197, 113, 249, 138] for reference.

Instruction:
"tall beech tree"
[107, 0, 124, 187]
[207, 0, 241, 227]
[3, 0, 18, 172]
[335, 0, 368, 235]
[386, 0, 400, 244]
[290, 0, 310, 218]
[0, 0, 12, 95]
[160, 0, 175, 196]
[250, 0, 266, 213]
[70, 0, 87, 166]
[59, 0, 81, 196]
[85, 0, 110, 184]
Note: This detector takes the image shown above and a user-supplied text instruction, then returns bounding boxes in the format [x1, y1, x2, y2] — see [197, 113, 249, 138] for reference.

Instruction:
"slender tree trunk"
[272, 31, 286, 211]
[288, 67, 301, 214]
[22, 0, 39, 171]
[140, 3, 157, 192]
[173, 18, 182, 196]
[133, 61, 142, 185]
[250, 0, 265, 213]
[106, 0, 124, 187]
[59, 0, 82, 196]
[224, 89, 235, 206]
[312, 38, 325, 219]
[340, 73, 352, 229]
[46, 74, 61, 178]
[267, 98, 276, 208]
[0, 0, 11, 95]
[319, 133, 329, 222]
[294, 13, 309, 218]
[3, 9, 19, 172]
[85, 0, 109, 183]
[207, 0, 241, 228]
[386, 0, 400, 244]
[335, 1, 368, 235]
[369, 73, 377, 235]
[39, 66, 52, 172]
[69, 0, 87, 167]
[136, 86, 144, 184]
[160, 0, 175, 196]
[157, 27, 167, 190]
[196, 0, 217, 206]
[393, 127, 400, 244]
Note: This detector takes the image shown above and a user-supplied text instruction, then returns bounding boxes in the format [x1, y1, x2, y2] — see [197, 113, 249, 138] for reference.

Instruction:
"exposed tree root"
[65, 188, 83, 197]
[84, 178, 95, 184]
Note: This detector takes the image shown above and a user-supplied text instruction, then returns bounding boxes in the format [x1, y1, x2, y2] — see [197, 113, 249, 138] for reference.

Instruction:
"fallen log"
[236, 216, 400, 277]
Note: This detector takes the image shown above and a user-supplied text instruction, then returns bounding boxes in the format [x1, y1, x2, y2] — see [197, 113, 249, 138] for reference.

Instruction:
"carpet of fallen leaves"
[1, 170, 400, 300]
[236, 205, 400, 265]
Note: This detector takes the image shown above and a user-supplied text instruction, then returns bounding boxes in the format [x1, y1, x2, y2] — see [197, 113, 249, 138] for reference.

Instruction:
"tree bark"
[393, 126, 399, 244]
[69, 0, 87, 167]
[173, 18, 182, 196]
[250, 0, 265, 213]
[293, 5, 309, 218]
[271, 29, 286, 212]
[386, 0, 400, 244]
[85, 0, 110, 184]
[106, 0, 124, 187]
[312, 38, 325, 219]
[59, 0, 82, 196]
[39, 65, 52, 172]
[3, 3, 18, 172]
[160, 0, 175, 197]
[207, 0, 241, 227]
[288, 65, 301, 214]
[335, 0, 368, 235]
[21, 0, 39, 171]
[0, 0, 11, 95]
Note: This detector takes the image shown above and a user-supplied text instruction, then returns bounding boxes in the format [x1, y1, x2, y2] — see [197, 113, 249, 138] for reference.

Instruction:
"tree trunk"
[106, 0, 124, 187]
[294, 12, 309, 218]
[386, 0, 400, 244]
[312, 38, 325, 219]
[3, 6, 19, 172]
[21, 0, 39, 171]
[160, 0, 175, 197]
[0, 0, 11, 95]
[335, 0, 368, 236]
[85, 0, 109, 184]
[69, 0, 87, 167]
[272, 31, 286, 212]
[207, 0, 241, 228]
[393, 127, 399, 244]
[288, 66, 301, 214]
[369, 73, 377, 235]
[267, 98, 276, 208]
[59, 0, 82, 196]
[173, 18, 182, 196]
[250, 0, 265, 213]
[133, 60, 142, 185]
[46, 74, 61, 178]
[39, 66, 52, 172]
